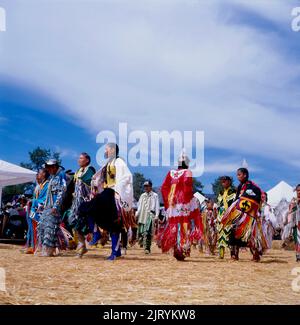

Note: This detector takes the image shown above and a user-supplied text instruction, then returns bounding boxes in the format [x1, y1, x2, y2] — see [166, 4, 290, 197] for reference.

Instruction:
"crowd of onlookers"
[0, 196, 28, 239]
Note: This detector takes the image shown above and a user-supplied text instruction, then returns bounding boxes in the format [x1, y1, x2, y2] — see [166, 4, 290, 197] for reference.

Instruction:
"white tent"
[267, 181, 295, 207]
[0, 160, 37, 206]
[194, 192, 206, 205]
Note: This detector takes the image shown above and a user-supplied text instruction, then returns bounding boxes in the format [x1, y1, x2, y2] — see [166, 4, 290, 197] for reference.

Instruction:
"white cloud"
[200, 158, 262, 174]
[0, 0, 299, 168]
[289, 160, 300, 169]
[54, 146, 79, 160]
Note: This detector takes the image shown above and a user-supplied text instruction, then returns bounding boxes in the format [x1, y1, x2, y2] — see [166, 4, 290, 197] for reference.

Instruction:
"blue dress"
[38, 168, 67, 248]
[26, 181, 49, 248]
[31, 181, 49, 222]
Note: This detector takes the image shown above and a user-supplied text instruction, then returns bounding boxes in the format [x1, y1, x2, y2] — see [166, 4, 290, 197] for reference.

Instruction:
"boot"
[107, 232, 121, 261]
[76, 233, 88, 258]
[219, 247, 225, 259]
[230, 246, 239, 261]
[41, 246, 55, 257]
[252, 249, 261, 262]
[76, 245, 88, 258]
[144, 234, 152, 254]
[25, 247, 34, 255]
[89, 230, 101, 247]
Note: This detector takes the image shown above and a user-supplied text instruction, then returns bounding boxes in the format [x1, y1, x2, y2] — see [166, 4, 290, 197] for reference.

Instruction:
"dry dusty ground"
[0, 242, 300, 305]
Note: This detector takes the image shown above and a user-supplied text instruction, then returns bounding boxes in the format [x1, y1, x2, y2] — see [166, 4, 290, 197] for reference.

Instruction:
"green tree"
[212, 176, 235, 198]
[193, 178, 204, 194]
[20, 162, 33, 170]
[21, 146, 61, 171]
[133, 172, 147, 200]
[2, 184, 25, 199]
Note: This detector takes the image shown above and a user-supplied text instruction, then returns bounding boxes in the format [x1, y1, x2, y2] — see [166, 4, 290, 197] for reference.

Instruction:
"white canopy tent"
[267, 181, 295, 208]
[194, 192, 207, 205]
[0, 160, 37, 206]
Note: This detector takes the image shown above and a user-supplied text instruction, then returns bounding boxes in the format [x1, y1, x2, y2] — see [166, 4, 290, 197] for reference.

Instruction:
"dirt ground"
[0, 242, 299, 305]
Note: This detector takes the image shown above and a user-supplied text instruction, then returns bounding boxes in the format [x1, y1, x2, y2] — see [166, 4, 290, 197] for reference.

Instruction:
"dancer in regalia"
[217, 176, 236, 259]
[79, 143, 134, 261]
[221, 168, 264, 262]
[38, 159, 67, 257]
[159, 153, 203, 261]
[68, 153, 96, 257]
[155, 207, 167, 249]
[287, 185, 300, 262]
[25, 173, 41, 254]
[260, 192, 277, 251]
[25, 169, 49, 254]
[202, 199, 218, 255]
[26, 169, 49, 254]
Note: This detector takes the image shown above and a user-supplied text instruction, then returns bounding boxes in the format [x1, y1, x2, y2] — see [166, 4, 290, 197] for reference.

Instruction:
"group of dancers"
[201, 173, 277, 261]
[23, 143, 300, 262]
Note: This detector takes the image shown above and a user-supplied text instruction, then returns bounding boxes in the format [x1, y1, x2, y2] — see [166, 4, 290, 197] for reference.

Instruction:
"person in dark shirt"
[221, 168, 264, 262]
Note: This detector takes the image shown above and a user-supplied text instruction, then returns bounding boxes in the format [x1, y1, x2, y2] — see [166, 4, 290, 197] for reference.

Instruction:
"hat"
[143, 180, 153, 187]
[45, 159, 59, 167]
[220, 176, 231, 181]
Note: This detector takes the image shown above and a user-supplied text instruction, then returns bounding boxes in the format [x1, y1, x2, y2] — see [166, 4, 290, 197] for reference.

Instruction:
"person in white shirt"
[136, 180, 160, 254]
[80, 143, 134, 261]
[261, 192, 277, 250]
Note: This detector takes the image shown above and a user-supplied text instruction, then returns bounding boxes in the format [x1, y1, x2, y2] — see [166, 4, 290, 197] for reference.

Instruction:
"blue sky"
[1, 0, 300, 193]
